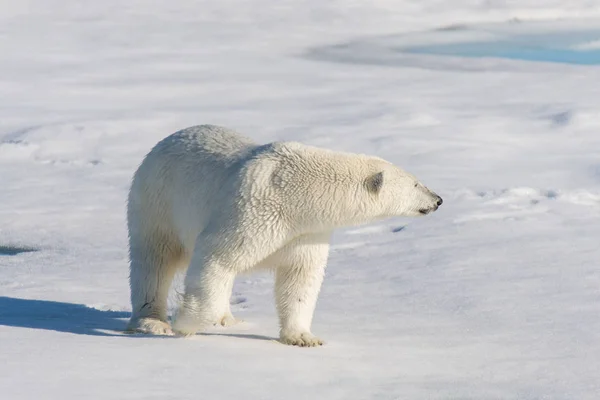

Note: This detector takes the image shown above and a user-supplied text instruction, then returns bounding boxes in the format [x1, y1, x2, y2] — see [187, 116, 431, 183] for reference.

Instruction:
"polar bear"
[125, 125, 442, 346]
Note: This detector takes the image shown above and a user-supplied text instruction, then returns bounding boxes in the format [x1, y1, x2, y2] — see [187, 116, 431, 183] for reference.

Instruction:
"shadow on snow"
[0, 296, 277, 342]
[0, 296, 130, 337]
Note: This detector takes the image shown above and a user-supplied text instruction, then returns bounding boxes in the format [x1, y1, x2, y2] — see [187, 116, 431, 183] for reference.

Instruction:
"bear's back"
[132, 125, 257, 210]
[155, 125, 256, 166]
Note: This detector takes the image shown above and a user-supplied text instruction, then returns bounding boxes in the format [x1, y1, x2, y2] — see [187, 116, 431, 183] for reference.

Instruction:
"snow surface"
[1, 1, 600, 399]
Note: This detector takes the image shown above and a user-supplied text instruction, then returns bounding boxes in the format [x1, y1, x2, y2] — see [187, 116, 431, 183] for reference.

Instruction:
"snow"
[1, 1, 600, 399]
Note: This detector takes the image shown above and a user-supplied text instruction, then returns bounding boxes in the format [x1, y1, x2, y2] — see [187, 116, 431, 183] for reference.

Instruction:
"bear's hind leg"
[274, 232, 331, 347]
[126, 233, 188, 336]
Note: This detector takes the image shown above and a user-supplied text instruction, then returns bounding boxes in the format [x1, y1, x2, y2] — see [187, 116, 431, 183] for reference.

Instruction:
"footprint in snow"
[454, 187, 600, 222]
[230, 296, 247, 305]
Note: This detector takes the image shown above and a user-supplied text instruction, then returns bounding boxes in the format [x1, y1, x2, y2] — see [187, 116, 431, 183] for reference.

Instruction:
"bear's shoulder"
[264, 141, 391, 170]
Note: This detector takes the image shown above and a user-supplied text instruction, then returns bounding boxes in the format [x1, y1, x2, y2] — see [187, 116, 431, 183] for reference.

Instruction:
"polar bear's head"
[364, 163, 443, 218]
[268, 143, 442, 230]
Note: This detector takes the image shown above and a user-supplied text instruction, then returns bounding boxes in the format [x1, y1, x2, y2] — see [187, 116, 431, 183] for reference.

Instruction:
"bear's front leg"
[217, 277, 241, 327]
[274, 234, 330, 347]
[172, 257, 236, 337]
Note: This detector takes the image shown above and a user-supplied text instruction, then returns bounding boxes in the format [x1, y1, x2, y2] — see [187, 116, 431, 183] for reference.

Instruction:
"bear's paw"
[280, 330, 324, 347]
[218, 313, 242, 327]
[126, 318, 174, 336]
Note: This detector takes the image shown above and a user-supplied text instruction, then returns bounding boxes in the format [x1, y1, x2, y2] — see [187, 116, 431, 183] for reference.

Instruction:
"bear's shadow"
[0, 296, 131, 337]
[0, 296, 275, 342]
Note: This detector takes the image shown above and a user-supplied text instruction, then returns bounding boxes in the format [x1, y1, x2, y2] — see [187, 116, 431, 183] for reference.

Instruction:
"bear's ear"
[365, 171, 384, 194]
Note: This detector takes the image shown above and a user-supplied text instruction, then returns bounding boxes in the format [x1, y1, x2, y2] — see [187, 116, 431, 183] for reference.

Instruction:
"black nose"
[436, 197, 443, 206]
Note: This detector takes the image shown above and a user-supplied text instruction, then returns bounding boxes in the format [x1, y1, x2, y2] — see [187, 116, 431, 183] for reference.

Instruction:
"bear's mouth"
[418, 205, 438, 215]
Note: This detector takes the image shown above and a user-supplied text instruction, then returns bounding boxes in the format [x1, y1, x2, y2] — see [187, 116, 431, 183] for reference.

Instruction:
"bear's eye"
[414, 183, 418, 188]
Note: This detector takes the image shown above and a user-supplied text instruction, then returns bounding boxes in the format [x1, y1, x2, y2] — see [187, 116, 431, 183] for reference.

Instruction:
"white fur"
[125, 125, 442, 346]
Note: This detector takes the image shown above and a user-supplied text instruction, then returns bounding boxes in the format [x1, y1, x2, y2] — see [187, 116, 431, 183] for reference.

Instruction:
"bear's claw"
[280, 331, 324, 347]
[219, 313, 241, 327]
[126, 318, 174, 336]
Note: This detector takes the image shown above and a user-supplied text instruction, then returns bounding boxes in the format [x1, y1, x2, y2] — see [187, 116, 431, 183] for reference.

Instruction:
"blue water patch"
[402, 32, 600, 65]
[0, 245, 38, 256]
